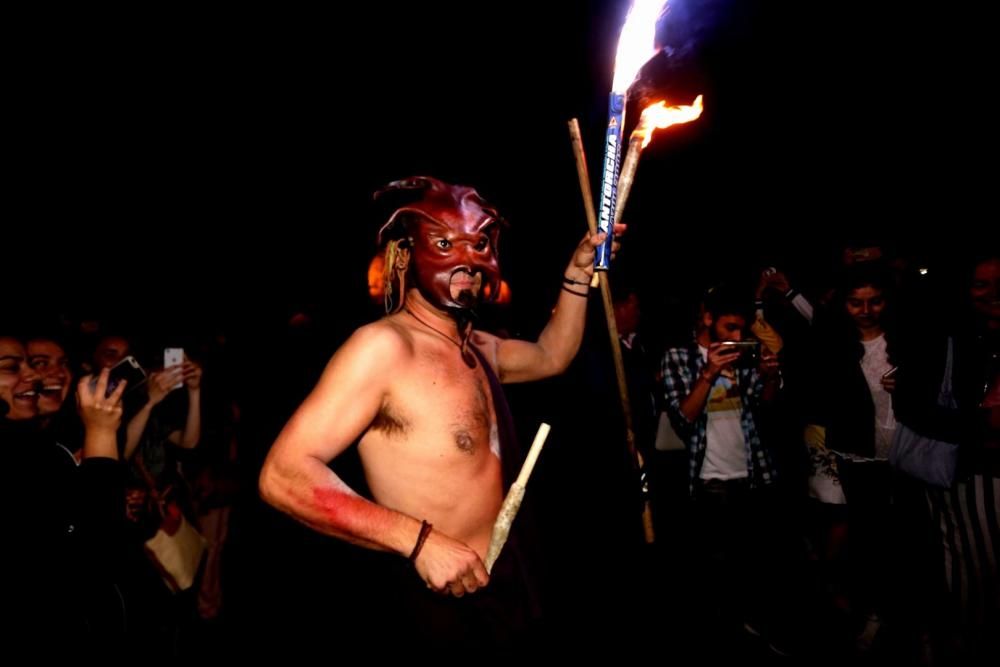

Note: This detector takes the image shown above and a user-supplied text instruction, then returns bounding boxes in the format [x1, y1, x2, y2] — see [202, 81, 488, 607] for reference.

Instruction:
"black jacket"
[4, 418, 127, 656]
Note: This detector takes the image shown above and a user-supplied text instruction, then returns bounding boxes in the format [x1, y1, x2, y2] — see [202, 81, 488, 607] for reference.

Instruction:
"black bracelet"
[408, 520, 433, 562]
[561, 284, 589, 297]
[563, 275, 590, 286]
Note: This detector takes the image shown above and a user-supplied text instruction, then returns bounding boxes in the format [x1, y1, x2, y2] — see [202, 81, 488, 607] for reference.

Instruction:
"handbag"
[144, 501, 207, 593]
[654, 411, 685, 452]
[889, 337, 959, 488]
[134, 454, 207, 593]
[805, 424, 847, 504]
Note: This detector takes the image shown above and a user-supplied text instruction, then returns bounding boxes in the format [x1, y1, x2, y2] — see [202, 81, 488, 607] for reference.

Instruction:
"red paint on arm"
[306, 485, 416, 555]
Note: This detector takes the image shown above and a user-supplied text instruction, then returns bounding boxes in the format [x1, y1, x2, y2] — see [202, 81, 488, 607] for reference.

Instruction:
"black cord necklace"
[404, 306, 462, 347]
[404, 305, 476, 367]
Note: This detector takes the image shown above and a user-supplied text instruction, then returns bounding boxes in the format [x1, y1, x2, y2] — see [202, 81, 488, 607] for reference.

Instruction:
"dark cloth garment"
[812, 332, 881, 459]
[620, 334, 658, 455]
[371, 342, 543, 650]
[46, 404, 86, 453]
[4, 418, 127, 657]
[468, 343, 544, 621]
[895, 325, 1000, 476]
[128, 390, 187, 485]
[377, 535, 537, 651]
[836, 459, 894, 614]
[127, 392, 200, 528]
[688, 479, 799, 653]
[894, 323, 1000, 659]
[925, 476, 1000, 654]
[579, 330, 658, 457]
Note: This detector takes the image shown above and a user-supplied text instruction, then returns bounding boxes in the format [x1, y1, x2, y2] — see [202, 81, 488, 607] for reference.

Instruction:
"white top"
[698, 345, 749, 480]
[859, 334, 896, 460]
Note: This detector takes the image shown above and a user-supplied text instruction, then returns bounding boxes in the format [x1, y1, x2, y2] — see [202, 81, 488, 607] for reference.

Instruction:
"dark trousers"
[837, 459, 893, 617]
[690, 479, 795, 646]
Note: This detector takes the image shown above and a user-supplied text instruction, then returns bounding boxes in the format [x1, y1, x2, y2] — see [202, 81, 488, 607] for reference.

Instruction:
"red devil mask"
[375, 176, 505, 312]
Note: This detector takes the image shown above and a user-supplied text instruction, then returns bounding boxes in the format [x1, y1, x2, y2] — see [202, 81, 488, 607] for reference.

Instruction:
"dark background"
[6, 1, 994, 655]
[8, 0, 992, 329]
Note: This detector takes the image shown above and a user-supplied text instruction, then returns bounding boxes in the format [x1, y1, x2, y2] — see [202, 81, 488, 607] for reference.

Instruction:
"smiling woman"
[0, 336, 40, 421]
[27, 337, 73, 422]
[3, 328, 133, 658]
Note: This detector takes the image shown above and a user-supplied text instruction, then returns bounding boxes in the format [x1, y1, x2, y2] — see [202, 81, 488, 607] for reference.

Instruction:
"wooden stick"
[614, 134, 643, 227]
[515, 422, 551, 487]
[567, 119, 655, 544]
[484, 423, 551, 572]
[567, 122, 603, 289]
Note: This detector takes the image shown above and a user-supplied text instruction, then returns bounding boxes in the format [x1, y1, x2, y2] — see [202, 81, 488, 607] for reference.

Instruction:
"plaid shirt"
[661, 341, 777, 493]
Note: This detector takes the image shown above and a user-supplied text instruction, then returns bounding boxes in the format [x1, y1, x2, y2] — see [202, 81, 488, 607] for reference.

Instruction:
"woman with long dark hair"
[812, 264, 900, 651]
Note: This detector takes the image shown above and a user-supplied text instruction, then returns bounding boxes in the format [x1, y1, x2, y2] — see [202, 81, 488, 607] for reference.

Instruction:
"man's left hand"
[567, 223, 626, 280]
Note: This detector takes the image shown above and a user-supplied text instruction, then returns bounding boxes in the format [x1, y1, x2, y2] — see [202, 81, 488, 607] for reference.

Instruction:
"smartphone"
[164, 347, 184, 390]
[98, 355, 147, 397]
[719, 340, 761, 366]
[719, 340, 760, 353]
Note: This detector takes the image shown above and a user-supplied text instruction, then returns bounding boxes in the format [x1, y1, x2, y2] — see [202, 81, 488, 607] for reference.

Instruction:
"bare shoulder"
[321, 319, 416, 382]
[345, 318, 415, 357]
[266, 319, 419, 467]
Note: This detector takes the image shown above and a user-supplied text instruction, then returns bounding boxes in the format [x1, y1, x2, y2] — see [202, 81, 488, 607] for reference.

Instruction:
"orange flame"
[633, 95, 704, 149]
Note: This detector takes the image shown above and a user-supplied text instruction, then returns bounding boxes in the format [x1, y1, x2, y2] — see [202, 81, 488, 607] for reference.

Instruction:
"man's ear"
[701, 311, 714, 331]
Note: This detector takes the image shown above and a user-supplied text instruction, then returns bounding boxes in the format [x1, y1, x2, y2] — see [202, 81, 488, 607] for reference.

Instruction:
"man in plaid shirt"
[660, 285, 786, 654]
[662, 289, 781, 491]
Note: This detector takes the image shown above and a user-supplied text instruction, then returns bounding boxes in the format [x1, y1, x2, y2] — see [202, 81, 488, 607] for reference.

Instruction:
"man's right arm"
[258, 324, 489, 595]
[258, 324, 420, 555]
[665, 346, 738, 424]
[678, 371, 716, 424]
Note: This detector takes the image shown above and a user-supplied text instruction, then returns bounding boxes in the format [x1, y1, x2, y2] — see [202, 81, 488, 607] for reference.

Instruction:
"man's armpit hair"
[370, 401, 409, 437]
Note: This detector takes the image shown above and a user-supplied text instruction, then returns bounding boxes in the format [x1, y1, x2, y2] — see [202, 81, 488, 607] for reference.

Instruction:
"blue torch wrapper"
[595, 92, 626, 270]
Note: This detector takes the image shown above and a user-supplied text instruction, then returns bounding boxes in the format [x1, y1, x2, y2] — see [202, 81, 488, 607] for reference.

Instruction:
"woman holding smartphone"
[3, 333, 129, 657]
[811, 264, 901, 654]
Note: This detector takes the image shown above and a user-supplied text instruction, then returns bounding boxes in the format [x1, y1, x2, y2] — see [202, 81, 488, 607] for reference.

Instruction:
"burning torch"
[594, 0, 665, 271]
[615, 95, 704, 224]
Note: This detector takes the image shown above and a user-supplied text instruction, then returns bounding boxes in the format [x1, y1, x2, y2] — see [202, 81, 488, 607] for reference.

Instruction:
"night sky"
[8, 0, 991, 331]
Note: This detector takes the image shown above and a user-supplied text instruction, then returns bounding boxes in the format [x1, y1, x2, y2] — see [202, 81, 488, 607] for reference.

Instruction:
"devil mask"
[375, 176, 504, 312]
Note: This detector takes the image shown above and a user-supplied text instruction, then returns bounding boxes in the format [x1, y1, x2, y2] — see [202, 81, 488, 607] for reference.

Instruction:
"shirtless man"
[259, 176, 618, 606]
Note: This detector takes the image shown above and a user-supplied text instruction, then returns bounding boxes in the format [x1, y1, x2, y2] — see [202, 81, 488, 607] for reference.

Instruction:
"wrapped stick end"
[484, 483, 526, 573]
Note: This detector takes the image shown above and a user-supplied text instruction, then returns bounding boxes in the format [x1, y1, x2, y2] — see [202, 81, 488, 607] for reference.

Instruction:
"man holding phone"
[662, 287, 781, 490]
[660, 285, 789, 655]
